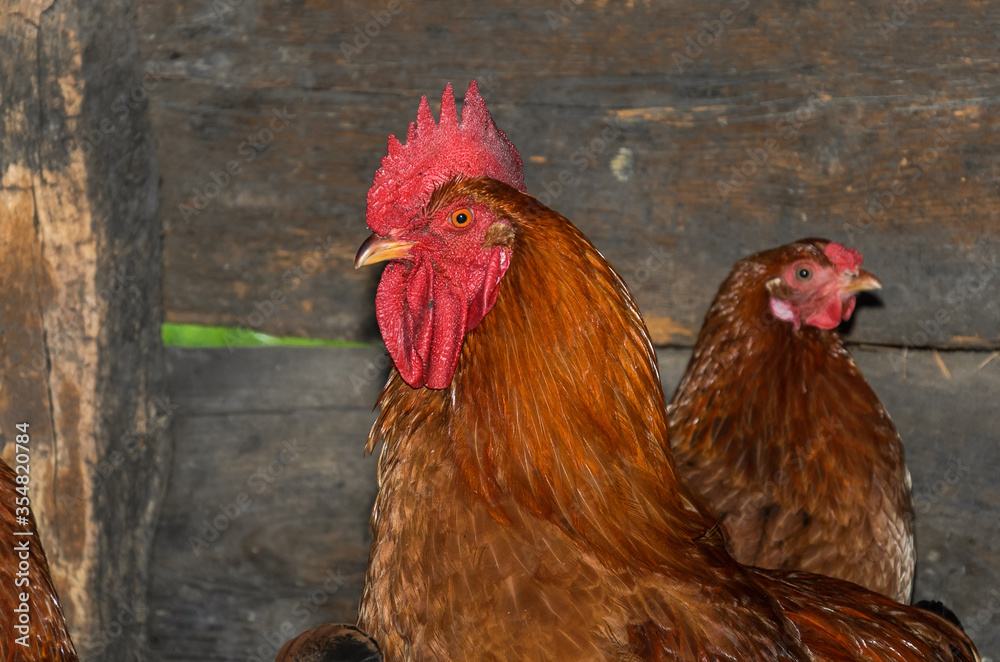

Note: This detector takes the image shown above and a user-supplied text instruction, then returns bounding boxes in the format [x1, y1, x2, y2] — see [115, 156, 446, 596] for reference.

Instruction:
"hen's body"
[0, 458, 79, 661]
[668, 243, 914, 602]
[358, 180, 974, 661]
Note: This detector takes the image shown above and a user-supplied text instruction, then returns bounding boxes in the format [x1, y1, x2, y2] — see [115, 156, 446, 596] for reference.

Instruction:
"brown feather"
[359, 180, 977, 661]
[0, 458, 79, 661]
[668, 240, 915, 603]
[275, 623, 382, 661]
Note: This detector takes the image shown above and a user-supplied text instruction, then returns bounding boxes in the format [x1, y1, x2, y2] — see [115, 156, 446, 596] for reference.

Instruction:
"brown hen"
[668, 240, 914, 602]
[354, 82, 977, 661]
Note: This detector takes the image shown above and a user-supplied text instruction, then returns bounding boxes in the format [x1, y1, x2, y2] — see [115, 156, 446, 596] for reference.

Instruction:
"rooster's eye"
[450, 208, 473, 228]
[796, 267, 812, 281]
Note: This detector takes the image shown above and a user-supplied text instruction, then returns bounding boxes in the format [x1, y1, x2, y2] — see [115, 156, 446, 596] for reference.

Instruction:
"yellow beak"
[842, 269, 882, 293]
[355, 234, 417, 269]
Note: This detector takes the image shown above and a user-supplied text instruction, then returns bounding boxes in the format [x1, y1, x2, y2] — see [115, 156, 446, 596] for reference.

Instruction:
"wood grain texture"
[150, 346, 1000, 661]
[149, 348, 384, 662]
[0, 1, 168, 659]
[135, 0, 1000, 347]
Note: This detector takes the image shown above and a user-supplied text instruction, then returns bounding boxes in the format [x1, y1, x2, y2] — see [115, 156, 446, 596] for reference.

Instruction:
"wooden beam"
[0, 1, 168, 659]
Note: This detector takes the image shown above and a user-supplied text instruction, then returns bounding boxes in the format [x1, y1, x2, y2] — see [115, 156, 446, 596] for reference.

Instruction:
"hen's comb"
[366, 81, 526, 235]
[824, 242, 863, 273]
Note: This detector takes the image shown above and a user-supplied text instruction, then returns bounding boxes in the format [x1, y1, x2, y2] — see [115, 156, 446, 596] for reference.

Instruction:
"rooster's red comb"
[366, 81, 526, 235]
[824, 242, 864, 273]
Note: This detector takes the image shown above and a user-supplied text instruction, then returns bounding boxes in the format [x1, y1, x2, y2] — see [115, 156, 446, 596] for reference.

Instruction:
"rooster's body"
[355, 83, 977, 661]
[668, 241, 914, 602]
[0, 458, 79, 661]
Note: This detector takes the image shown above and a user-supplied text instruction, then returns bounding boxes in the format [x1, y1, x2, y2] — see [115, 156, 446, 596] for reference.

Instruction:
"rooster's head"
[356, 81, 525, 389]
[765, 239, 882, 331]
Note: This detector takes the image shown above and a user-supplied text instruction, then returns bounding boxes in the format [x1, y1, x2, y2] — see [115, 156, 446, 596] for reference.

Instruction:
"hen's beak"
[842, 269, 882, 293]
[355, 235, 417, 269]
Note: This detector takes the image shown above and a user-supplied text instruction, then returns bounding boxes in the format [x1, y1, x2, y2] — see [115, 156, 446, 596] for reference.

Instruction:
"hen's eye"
[450, 208, 473, 228]
[796, 267, 812, 281]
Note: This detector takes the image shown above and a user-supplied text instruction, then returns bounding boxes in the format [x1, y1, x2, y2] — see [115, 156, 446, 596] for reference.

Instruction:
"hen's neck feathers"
[369, 180, 717, 570]
[0, 460, 79, 661]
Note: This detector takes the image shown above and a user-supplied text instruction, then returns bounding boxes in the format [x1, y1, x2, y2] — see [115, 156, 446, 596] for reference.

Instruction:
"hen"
[354, 81, 978, 661]
[667, 240, 915, 602]
[0, 457, 79, 661]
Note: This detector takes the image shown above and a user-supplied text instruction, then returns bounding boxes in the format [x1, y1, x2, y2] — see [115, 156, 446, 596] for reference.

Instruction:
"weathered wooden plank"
[136, 0, 1000, 347]
[0, 2, 168, 659]
[151, 346, 999, 661]
[147, 405, 378, 662]
[165, 346, 389, 414]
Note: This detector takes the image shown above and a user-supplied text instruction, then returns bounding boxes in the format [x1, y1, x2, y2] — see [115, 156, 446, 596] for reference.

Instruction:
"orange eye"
[450, 208, 473, 228]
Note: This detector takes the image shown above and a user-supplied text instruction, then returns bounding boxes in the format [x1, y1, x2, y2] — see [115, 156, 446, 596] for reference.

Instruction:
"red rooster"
[667, 240, 915, 603]
[354, 82, 978, 661]
[0, 457, 79, 661]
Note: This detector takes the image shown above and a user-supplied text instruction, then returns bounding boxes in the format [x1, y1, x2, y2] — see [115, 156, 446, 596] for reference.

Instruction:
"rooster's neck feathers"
[370, 179, 717, 569]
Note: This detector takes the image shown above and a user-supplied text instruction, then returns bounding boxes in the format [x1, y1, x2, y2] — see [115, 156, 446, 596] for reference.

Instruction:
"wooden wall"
[1, 0, 168, 659]
[137, 0, 1000, 348]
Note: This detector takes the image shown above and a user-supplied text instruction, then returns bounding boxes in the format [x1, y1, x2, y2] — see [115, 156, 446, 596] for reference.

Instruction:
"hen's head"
[763, 239, 881, 331]
[356, 81, 525, 389]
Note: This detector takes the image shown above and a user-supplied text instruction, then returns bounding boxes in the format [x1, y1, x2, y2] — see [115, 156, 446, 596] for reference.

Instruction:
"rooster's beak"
[355, 235, 417, 269]
[841, 269, 882, 293]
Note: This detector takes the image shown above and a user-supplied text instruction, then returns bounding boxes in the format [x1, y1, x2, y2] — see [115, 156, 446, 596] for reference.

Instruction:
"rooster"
[667, 240, 915, 603]
[354, 81, 978, 661]
[0, 457, 79, 661]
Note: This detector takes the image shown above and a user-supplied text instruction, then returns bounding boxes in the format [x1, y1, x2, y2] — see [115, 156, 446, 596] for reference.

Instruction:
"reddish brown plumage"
[357, 180, 977, 661]
[0, 458, 79, 661]
[275, 623, 382, 661]
[668, 240, 915, 603]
